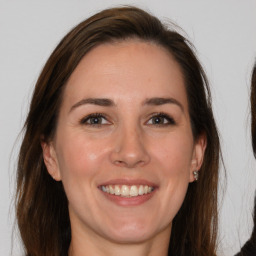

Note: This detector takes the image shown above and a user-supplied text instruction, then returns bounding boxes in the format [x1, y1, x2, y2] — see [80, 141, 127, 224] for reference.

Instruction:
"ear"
[189, 133, 207, 182]
[41, 140, 62, 181]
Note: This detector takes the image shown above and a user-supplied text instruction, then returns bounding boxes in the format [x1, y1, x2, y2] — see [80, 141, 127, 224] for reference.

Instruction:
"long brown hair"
[250, 63, 256, 245]
[16, 6, 220, 256]
[235, 63, 256, 256]
[251, 63, 256, 157]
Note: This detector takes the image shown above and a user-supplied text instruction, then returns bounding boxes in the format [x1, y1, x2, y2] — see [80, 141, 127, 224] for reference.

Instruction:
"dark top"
[235, 240, 256, 256]
[235, 195, 256, 256]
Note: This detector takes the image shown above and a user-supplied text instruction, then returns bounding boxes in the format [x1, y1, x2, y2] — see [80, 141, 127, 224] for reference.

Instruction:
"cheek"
[152, 133, 193, 211]
[55, 134, 108, 217]
[56, 133, 106, 181]
[156, 141, 192, 221]
[154, 133, 194, 177]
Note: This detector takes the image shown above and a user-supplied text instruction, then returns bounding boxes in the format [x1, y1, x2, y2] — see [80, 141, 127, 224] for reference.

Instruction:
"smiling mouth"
[99, 185, 154, 197]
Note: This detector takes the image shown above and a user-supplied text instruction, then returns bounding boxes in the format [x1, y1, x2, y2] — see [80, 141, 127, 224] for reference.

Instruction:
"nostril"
[113, 159, 146, 168]
[113, 160, 125, 166]
[110, 135, 150, 168]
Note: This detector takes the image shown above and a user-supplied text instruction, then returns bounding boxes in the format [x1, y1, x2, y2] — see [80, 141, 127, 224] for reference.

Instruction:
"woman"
[16, 6, 220, 256]
[235, 64, 256, 255]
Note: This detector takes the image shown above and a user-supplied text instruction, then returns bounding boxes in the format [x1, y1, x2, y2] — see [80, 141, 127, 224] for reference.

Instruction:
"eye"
[80, 113, 110, 126]
[147, 113, 176, 126]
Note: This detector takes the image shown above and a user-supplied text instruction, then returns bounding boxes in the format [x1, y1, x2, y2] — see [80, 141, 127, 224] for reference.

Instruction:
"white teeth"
[121, 185, 129, 197]
[129, 185, 138, 197]
[101, 184, 154, 197]
[114, 185, 121, 195]
[138, 185, 144, 195]
[109, 185, 114, 194]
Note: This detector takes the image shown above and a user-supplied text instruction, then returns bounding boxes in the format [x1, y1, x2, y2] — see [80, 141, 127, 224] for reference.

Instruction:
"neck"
[68, 224, 171, 256]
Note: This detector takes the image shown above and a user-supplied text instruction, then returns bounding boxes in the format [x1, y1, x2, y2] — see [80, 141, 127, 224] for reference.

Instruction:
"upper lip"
[98, 178, 158, 188]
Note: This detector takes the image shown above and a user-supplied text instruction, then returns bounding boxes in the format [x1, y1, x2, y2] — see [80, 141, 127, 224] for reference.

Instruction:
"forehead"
[63, 40, 188, 108]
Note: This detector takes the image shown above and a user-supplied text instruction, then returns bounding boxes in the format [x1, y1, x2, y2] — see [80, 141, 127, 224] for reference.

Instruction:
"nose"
[110, 126, 150, 168]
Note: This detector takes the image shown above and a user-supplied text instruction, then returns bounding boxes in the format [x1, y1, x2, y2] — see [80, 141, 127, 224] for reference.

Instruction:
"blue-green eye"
[80, 113, 109, 125]
[147, 113, 176, 126]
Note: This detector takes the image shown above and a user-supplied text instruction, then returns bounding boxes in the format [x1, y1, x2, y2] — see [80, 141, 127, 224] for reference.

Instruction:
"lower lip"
[100, 190, 156, 206]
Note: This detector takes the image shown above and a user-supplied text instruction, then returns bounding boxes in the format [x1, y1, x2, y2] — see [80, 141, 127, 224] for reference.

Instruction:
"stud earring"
[193, 171, 199, 181]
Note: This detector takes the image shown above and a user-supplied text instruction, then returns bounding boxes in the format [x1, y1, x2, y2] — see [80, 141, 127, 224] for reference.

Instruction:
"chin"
[108, 231, 150, 244]
[102, 221, 158, 244]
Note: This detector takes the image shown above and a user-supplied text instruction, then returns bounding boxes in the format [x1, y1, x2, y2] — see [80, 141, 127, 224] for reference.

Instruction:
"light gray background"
[1, 0, 256, 255]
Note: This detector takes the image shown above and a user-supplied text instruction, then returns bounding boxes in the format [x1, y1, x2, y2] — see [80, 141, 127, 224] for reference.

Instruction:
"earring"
[193, 171, 199, 181]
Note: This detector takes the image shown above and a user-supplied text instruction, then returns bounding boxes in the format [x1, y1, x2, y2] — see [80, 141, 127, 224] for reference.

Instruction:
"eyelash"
[79, 112, 176, 126]
[147, 112, 176, 126]
[80, 113, 109, 126]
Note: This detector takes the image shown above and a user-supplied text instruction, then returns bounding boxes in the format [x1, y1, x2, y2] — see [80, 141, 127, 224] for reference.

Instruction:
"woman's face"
[43, 40, 206, 245]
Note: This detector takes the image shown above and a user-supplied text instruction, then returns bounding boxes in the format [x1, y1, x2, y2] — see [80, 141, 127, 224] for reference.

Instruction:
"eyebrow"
[70, 98, 115, 112]
[69, 97, 184, 112]
[143, 97, 184, 112]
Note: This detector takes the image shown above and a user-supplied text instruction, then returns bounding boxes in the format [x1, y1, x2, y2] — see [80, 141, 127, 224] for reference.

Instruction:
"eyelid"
[80, 113, 111, 125]
[146, 112, 176, 125]
[79, 112, 176, 127]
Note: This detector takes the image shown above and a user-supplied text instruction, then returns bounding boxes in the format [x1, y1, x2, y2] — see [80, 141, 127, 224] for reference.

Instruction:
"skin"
[42, 40, 206, 256]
